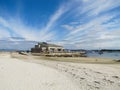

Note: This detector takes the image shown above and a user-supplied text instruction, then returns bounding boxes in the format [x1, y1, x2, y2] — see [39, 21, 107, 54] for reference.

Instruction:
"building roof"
[38, 42, 63, 47]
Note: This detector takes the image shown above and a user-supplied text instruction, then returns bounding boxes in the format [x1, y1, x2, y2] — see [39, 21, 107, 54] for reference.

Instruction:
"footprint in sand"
[112, 76, 120, 79]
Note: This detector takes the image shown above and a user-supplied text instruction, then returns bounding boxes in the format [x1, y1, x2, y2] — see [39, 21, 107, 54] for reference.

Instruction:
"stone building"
[31, 42, 64, 53]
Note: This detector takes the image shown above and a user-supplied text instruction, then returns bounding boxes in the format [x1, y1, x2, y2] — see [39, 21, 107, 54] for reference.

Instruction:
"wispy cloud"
[0, 0, 120, 49]
[0, 2, 68, 49]
[44, 6, 67, 31]
[61, 24, 74, 30]
[0, 16, 55, 41]
[0, 16, 56, 50]
[81, 0, 120, 16]
[39, 5, 68, 39]
[59, 0, 120, 49]
[0, 2, 69, 41]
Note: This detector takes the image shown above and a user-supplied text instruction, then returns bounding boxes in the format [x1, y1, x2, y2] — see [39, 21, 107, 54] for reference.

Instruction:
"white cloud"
[58, 0, 120, 49]
[45, 6, 67, 31]
[0, 0, 120, 49]
[0, 3, 69, 42]
[0, 17, 9, 27]
[65, 14, 114, 39]
[0, 27, 11, 38]
[40, 5, 68, 37]
[0, 3, 69, 49]
[61, 24, 74, 30]
[0, 16, 56, 41]
[81, 0, 120, 16]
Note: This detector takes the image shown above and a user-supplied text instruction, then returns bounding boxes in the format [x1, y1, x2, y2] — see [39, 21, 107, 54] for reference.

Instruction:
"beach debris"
[94, 81, 100, 84]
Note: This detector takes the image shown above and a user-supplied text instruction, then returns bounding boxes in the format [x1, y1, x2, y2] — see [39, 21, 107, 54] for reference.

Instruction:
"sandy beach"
[0, 53, 79, 90]
[0, 52, 120, 90]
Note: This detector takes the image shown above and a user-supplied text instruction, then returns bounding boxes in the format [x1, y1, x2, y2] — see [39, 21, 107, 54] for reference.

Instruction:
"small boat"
[98, 51, 103, 55]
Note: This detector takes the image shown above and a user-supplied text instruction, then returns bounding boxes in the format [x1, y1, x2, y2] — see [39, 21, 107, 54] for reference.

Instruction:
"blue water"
[87, 52, 120, 60]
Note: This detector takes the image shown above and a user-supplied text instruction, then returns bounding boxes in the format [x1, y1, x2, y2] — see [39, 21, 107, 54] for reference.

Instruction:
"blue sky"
[0, 0, 120, 50]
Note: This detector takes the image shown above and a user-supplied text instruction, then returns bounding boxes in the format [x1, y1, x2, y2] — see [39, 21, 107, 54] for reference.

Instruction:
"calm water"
[87, 52, 120, 60]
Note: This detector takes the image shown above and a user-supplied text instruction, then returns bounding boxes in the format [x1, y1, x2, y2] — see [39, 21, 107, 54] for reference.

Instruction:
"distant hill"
[101, 49, 120, 52]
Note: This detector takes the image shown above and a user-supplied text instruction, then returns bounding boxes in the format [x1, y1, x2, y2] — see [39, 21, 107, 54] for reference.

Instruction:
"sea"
[87, 51, 120, 60]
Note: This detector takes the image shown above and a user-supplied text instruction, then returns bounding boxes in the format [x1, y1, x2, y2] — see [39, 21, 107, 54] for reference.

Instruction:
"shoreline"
[11, 52, 120, 64]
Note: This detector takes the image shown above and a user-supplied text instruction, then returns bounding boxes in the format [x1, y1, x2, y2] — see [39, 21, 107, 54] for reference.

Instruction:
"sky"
[0, 0, 120, 50]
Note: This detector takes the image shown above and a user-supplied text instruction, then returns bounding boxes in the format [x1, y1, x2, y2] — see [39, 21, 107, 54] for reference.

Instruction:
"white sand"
[0, 54, 79, 90]
[1, 53, 120, 90]
[25, 57, 120, 90]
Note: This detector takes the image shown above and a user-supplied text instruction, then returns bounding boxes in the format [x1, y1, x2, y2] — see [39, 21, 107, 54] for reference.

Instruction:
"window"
[50, 48, 55, 52]
[58, 49, 61, 51]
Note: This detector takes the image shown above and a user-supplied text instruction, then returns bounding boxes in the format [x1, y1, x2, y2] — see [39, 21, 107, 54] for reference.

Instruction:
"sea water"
[87, 52, 120, 60]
